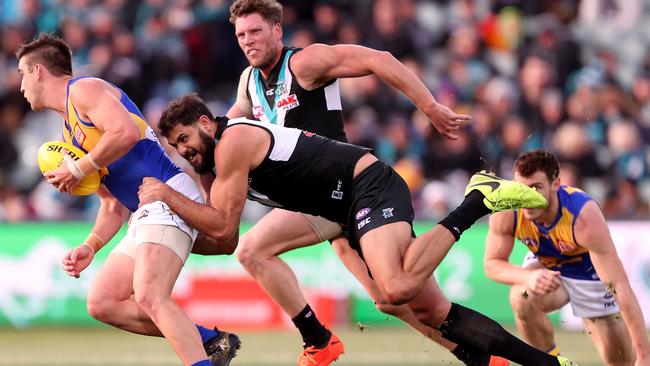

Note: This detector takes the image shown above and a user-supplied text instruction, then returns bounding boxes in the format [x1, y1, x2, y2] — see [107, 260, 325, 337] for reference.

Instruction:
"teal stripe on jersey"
[253, 49, 294, 125]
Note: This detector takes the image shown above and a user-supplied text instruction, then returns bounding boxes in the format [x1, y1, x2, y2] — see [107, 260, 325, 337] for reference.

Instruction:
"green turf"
[0, 326, 622, 365]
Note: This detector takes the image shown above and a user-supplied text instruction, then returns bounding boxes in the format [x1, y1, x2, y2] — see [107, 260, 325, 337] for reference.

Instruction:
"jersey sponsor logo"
[357, 217, 371, 230]
[382, 207, 394, 219]
[276, 82, 288, 96]
[521, 237, 540, 252]
[331, 179, 343, 200]
[277, 94, 299, 111]
[265, 88, 274, 96]
[73, 125, 86, 145]
[253, 105, 265, 119]
[556, 239, 577, 254]
[356, 207, 371, 220]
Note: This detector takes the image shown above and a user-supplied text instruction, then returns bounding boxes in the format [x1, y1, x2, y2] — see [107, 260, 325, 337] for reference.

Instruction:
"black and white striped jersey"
[217, 117, 370, 224]
[244, 47, 347, 142]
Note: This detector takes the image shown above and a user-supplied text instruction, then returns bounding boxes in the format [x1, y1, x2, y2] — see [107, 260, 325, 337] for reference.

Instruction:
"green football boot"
[464, 171, 548, 211]
[557, 356, 579, 365]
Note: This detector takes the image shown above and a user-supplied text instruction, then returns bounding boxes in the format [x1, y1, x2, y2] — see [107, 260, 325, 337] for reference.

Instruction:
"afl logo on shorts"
[253, 105, 265, 119]
[356, 208, 371, 220]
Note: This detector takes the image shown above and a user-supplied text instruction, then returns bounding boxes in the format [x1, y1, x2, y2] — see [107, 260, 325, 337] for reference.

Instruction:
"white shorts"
[300, 214, 343, 242]
[523, 253, 620, 318]
[113, 173, 203, 263]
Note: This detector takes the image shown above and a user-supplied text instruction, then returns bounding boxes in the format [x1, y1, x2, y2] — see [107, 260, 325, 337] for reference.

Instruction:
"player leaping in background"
[485, 150, 650, 365]
[16, 33, 239, 366]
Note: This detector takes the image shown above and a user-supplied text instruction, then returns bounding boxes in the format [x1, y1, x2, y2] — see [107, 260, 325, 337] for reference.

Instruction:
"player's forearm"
[369, 51, 439, 113]
[89, 201, 128, 252]
[192, 233, 238, 255]
[615, 284, 650, 355]
[484, 259, 529, 286]
[164, 188, 238, 243]
[80, 128, 140, 174]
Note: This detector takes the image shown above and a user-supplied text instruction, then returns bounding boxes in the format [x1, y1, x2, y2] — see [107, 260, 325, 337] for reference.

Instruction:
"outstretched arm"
[62, 186, 129, 277]
[290, 44, 470, 139]
[575, 201, 650, 363]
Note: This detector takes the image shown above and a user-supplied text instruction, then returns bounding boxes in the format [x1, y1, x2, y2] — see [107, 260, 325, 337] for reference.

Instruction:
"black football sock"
[292, 304, 331, 348]
[440, 303, 561, 366]
[439, 190, 492, 240]
[451, 344, 491, 366]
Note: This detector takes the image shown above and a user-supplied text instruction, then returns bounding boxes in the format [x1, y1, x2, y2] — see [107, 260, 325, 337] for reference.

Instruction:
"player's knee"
[509, 285, 536, 315]
[86, 298, 114, 323]
[133, 289, 166, 317]
[235, 239, 263, 270]
[382, 280, 416, 305]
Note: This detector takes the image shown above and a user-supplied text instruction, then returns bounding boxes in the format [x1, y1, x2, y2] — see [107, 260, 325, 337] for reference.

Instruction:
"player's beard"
[251, 44, 280, 71]
[191, 129, 216, 174]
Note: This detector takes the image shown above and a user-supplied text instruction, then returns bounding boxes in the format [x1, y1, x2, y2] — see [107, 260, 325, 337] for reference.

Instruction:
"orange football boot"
[489, 356, 510, 366]
[297, 332, 344, 366]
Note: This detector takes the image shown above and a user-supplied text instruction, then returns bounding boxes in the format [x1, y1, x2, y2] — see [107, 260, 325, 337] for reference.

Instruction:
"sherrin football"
[37, 141, 101, 196]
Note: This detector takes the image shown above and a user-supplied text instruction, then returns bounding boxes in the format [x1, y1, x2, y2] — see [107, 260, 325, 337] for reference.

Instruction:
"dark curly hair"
[515, 149, 560, 182]
[158, 93, 215, 137]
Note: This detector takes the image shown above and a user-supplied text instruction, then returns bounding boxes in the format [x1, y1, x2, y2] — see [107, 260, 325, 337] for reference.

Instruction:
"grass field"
[0, 326, 619, 365]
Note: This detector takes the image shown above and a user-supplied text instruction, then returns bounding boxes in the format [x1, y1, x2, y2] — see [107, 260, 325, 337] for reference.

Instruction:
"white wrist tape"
[67, 158, 86, 180]
[87, 152, 102, 170]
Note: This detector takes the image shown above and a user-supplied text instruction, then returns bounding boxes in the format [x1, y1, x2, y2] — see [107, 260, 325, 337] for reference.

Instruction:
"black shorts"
[347, 160, 415, 252]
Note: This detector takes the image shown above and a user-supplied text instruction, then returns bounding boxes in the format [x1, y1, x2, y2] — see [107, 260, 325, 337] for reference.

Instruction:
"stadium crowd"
[1, 0, 650, 222]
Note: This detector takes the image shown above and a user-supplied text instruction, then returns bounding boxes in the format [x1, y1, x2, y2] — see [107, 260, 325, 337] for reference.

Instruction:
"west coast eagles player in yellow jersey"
[16, 33, 240, 366]
[485, 150, 650, 365]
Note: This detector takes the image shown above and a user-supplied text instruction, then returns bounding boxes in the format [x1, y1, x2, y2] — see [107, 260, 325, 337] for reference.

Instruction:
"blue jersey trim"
[68, 76, 96, 127]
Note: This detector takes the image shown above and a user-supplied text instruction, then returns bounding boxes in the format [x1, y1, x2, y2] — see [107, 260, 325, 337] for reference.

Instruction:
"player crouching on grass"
[485, 149, 650, 365]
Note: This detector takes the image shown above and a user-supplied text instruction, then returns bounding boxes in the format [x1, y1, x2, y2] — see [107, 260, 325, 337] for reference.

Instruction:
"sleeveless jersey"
[245, 47, 347, 142]
[62, 76, 182, 212]
[216, 118, 369, 224]
[514, 186, 597, 280]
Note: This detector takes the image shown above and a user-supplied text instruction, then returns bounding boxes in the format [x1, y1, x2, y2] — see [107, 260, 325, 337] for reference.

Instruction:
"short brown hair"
[158, 93, 215, 137]
[515, 149, 560, 182]
[229, 0, 283, 25]
[15, 33, 72, 76]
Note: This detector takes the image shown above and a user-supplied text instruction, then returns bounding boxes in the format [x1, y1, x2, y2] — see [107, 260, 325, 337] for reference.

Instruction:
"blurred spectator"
[603, 179, 650, 219]
[2, 0, 650, 221]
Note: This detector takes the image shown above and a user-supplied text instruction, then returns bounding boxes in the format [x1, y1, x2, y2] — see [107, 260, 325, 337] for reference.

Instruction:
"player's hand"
[62, 244, 94, 278]
[524, 268, 561, 295]
[46, 154, 81, 194]
[137, 177, 170, 207]
[424, 103, 471, 140]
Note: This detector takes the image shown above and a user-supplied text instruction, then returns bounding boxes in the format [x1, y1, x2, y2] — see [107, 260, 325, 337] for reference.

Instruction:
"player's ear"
[273, 22, 282, 39]
[198, 115, 212, 131]
[551, 176, 561, 190]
